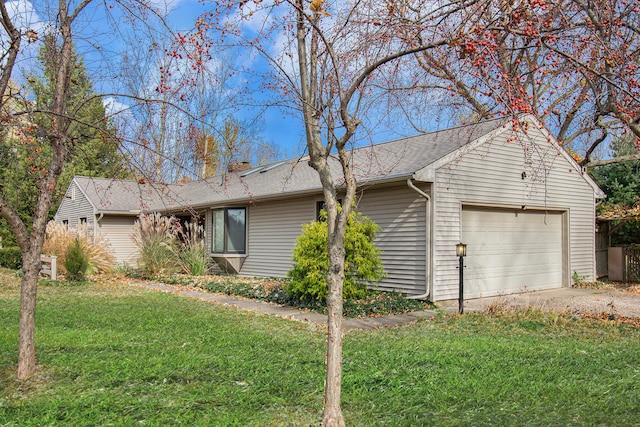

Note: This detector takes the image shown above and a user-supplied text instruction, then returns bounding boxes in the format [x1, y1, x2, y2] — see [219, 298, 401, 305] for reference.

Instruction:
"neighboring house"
[55, 177, 172, 265]
[55, 115, 604, 301]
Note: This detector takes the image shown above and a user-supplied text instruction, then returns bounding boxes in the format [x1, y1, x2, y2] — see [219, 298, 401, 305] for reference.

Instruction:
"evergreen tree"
[29, 33, 132, 204]
[590, 137, 640, 246]
[0, 34, 131, 246]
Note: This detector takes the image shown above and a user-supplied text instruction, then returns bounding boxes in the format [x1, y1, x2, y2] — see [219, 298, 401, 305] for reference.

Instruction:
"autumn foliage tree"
[411, 0, 640, 163]
[0, 0, 181, 380]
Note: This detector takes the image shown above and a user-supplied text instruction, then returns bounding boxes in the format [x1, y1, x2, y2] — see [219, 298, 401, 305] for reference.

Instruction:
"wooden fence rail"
[40, 255, 57, 280]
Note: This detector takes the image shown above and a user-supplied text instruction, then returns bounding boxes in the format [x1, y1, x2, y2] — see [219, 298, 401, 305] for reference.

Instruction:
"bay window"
[212, 207, 246, 254]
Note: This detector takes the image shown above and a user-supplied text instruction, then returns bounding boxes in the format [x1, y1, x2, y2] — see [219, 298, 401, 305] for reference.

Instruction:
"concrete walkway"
[132, 282, 439, 330]
[133, 282, 640, 330]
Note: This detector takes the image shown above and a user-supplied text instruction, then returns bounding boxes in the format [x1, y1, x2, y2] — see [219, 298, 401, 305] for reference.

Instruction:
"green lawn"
[1, 272, 639, 426]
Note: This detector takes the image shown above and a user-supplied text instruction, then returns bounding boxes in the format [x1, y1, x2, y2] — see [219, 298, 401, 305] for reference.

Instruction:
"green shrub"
[64, 238, 90, 281]
[0, 247, 22, 270]
[114, 263, 135, 277]
[286, 210, 386, 301]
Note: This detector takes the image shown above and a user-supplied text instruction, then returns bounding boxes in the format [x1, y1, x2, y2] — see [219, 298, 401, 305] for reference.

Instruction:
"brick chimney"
[227, 161, 251, 173]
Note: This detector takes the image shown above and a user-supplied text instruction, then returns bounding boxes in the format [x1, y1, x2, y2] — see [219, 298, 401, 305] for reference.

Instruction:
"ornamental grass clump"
[42, 221, 116, 276]
[286, 210, 386, 301]
[176, 221, 209, 276]
[132, 213, 180, 277]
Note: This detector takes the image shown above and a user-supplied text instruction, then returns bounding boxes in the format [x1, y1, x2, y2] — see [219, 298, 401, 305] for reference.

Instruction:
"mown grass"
[1, 269, 639, 426]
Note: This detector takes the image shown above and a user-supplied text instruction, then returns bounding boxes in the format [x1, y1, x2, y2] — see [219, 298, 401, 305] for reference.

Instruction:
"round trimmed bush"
[286, 210, 386, 301]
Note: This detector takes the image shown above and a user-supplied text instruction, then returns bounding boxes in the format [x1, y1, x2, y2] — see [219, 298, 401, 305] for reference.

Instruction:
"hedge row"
[0, 247, 22, 270]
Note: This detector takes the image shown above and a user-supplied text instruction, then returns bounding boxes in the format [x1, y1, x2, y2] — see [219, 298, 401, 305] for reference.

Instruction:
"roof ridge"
[74, 175, 142, 184]
[364, 116, 509, 149]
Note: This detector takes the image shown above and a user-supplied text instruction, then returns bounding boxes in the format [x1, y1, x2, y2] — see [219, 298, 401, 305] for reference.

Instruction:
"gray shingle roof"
[73, 176, 178, 213]
[75, 117, 510, 213]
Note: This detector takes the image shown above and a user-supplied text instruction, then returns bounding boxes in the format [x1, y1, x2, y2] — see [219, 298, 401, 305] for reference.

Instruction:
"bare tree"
[0, 0, 188, 379]
[117, 20, 276, 182]
[0, 0, 90, 379]
[116, 32, 202, 183]
[408, 0, 640, 164]
[194, 116, 279, 176]
[208, 0, 476, 424]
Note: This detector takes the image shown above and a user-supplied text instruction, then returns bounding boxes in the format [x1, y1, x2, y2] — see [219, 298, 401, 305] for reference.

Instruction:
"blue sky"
[5, 0, 457, 164]
[161, 0, 309, 157]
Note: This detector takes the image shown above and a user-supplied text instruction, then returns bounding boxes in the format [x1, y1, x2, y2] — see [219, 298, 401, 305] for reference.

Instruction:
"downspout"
[407, 179, 431, 300]
[94, 213, 104, 244]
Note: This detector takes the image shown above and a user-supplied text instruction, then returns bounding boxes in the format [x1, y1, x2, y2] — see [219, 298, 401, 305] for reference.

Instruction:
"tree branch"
[586, 154, 640, 168]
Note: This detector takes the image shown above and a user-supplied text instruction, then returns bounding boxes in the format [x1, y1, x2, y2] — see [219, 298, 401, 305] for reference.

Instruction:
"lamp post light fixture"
[456, 243, 467, 314]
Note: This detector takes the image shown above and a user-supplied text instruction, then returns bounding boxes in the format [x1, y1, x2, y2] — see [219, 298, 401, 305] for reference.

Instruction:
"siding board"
[240, 196, 316, 278]
[433, 131, 597, 301]
[236, 185, 428, 296]
[55, 180, 96, 230]
[356, 185, 427, 295]
[97, 216, 138, 265]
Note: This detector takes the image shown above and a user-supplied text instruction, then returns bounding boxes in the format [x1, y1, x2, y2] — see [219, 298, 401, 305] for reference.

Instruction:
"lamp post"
[456, 243, 467, 314]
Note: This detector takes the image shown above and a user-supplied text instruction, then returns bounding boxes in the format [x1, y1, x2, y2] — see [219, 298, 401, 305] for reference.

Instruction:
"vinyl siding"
[97, 215, 138, 266]
[432, 130, 597, 301]
[232, 186, 427, 296]
[356, 185, 427, 296]
[54, 180, 96, 231]
[240, 196, 317, 278]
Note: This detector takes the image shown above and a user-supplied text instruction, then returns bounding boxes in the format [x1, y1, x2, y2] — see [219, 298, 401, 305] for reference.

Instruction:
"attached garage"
[461, 206, 567, 298]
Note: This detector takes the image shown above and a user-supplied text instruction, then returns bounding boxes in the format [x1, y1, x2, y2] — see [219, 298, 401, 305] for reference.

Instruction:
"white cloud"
[5, 0, 45, 32]
[103, 96, 130, 116]
[224, 0, 276, 35]
[269, 29, 299, 80]
[146, 0, 184, 16]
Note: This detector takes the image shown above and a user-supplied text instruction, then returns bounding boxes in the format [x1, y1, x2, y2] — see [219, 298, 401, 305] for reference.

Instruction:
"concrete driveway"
[137, 280, 640, 331]
[439, 286, 640, 319]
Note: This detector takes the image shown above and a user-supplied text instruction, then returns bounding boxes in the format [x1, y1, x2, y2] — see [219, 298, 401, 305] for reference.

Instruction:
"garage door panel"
[462, 208, 563, 298]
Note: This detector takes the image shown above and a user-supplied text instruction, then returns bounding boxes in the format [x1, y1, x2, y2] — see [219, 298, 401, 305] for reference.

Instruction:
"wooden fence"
[609, 247, 640, 283]
[626, 247, 640, 283]
[40, 255, 57, 280]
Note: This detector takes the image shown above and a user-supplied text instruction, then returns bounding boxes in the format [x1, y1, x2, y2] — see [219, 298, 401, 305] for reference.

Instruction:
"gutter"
[94, 213, 104, 244]
[406, 179, 431, 300]
[167, 173, 417, 212]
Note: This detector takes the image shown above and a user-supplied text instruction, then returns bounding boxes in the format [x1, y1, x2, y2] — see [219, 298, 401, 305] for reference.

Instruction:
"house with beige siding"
[55, 115, 604, 301]
[55, 178, 168, 265]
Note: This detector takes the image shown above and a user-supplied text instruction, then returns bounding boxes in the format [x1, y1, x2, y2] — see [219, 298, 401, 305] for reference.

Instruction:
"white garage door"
[461, 207, 564, 298]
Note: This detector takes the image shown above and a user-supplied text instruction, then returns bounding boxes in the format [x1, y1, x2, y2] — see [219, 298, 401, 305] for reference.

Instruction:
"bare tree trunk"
[17, 250, 41, 379]
[322, 239, 346, 427]
[14, 0, 75, 379]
